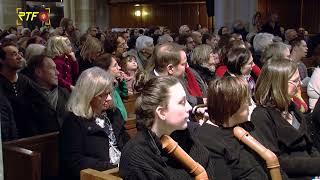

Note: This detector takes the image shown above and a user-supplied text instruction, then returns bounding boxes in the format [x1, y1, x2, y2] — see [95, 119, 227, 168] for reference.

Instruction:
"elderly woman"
[197, 76, 269, 179]
[45, 36, 79, 91]
[260, 42, 291, 65]
[252, 59, 320, 179]
[190, 44, 220, 86]
[60, 67, 129, 180]
[119, 76, 218, 179]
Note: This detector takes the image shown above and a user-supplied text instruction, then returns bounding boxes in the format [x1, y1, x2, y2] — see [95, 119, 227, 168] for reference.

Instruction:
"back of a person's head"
[191, 44, 212, 65]
[135, 76, 179, 128]
[94, 53, 113, 70]
[80, 37, 102, 60]
[135, 35, 153, 51]
[253, 33, 274, 53]
[25, 44, 46, 62]
[201, 33, 213, 45]
[179, 25, 190, 35]
[260, 42, 290, 65]
[154, 43, 182, 73]
[207, 76, 249, 126]
[67, 67, 114, 119]
[226, 47, 251, 75]
[157, 34, 173, 45]
[45, 36, 70, 58]
[255, 59, 297, 111]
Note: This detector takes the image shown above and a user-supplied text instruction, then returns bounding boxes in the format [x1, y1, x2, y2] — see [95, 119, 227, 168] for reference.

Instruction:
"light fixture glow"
[134, 10, 141, 17]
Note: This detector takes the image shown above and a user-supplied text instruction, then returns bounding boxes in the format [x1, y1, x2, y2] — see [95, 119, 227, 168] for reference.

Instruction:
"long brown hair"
[254, 59, 298, 112]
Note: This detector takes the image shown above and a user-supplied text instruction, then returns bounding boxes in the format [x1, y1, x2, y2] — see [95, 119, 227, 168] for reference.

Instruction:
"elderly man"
[157, 34, 173, 45]
[285, 29, 298, 44]
[191, 31, 202, 46]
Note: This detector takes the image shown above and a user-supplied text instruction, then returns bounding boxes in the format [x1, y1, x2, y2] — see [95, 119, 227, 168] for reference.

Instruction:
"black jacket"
[309, 98, 320, 152]
[251, 103, 320, 180]
[0, 86, 18, 141]
[59, 108, 129, 180]
[119, 123, 219, 180]
[196, 122, 269, 180]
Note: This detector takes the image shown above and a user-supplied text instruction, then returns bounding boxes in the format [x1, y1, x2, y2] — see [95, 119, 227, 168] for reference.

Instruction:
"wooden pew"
[81, 167, 122, 180]
[123, 94, 137, 116]
[3, 132, 60, 180]
[125, 115, 137, 138]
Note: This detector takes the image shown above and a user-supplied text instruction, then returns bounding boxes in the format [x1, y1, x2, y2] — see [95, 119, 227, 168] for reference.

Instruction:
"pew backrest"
[3, 132, 59, 180]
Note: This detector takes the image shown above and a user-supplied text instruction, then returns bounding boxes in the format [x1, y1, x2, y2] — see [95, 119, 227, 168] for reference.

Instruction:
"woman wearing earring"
[119, 76, 219, 179]
[60, 67, 129, 180]
[252, 59, 320, 179]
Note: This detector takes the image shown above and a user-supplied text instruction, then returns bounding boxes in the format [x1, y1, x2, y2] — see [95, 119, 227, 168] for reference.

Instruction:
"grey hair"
[253, 33, 274, 53]
[157, 34, 173, 45]
[25, 44, 46, 62]
[66, 67, 114, 119]
[136, 35, 153, 51]
[261, 42, 291, 64]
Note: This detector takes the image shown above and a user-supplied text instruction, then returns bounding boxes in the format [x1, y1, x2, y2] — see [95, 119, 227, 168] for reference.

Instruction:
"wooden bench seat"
[3, 132, 59, 180]
[81, 168, 122, 180]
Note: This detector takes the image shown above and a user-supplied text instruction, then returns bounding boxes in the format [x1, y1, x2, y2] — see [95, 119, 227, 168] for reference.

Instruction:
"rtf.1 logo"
[16, 8, 51, 26]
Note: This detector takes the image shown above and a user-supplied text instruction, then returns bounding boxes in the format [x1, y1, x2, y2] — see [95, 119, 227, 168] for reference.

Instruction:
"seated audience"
[45, 36, 79, 91]
[60, 67, 129, 180]
[190, 44, 219, 87]
[289, 37, 309, 82]
[119, 76, 217, 179]
[78, 36, 103, 74]
[118, 53, 138, 95]
[94, 53, 128, 119]
[25, 54, 70, 130]
[151, 43, 204, 107]
[0, 86, 18, 141]
[197, 76, 269, 179]
[308, 63, 320, 111]
[252, 59, 320, 179]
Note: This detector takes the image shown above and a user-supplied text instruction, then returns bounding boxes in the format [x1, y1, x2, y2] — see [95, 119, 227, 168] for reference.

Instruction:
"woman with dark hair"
[224, 48, 255, 94]
[119, 76, 219, 179]
[94, 53, 128, 119]
[252, 59, 320, 179]
[196, 76, 269, 179]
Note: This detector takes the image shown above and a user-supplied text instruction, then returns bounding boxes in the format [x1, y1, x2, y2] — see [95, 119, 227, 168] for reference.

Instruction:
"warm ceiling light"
[134, 4, 140, 7]
[134, 10, 141, 17]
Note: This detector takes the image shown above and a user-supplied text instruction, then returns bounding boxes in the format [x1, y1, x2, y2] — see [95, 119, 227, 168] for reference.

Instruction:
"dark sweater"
[119, 123, 220, 180]
[251, 103, 320, 179]
[60, 108, 129, 180]
[196, 122, 269, 180]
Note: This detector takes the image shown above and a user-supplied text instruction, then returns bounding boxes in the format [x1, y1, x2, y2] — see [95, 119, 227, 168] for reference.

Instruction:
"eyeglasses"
[288, 79, 301, 87]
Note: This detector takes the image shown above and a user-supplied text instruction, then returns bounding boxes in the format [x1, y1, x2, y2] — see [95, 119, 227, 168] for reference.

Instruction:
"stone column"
[214, 0, 257, 33]
[0, 0, 23, 29]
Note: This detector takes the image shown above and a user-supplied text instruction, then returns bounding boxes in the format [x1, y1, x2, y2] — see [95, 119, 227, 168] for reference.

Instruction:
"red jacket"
[53, 54, 79, 91]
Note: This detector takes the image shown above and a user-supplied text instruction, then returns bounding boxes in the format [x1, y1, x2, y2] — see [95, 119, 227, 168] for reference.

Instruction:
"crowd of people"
[1, 12, 320, 180]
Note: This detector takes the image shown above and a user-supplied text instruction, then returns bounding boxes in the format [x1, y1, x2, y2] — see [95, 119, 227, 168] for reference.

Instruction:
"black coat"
[0, 86, 18, 141]
[196, 122, 269, 180]
[251, 103, 320, 180]
[119, 123, 219, 180]
[59, 108, 129, 180]
[309, 98, 320, 152]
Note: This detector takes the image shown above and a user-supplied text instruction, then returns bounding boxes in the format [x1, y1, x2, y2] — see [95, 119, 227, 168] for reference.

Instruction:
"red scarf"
[185, 67, 203, 97]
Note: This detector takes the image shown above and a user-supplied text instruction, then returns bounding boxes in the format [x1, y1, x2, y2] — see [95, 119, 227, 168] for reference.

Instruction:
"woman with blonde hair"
[252, 59, 320, 179]
[78, 36, 103, 74]
[60, 67, 129, 180]
[45, 36, 79, 91]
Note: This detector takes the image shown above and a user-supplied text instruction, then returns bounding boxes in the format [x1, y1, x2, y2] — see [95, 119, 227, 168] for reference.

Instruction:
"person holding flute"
[119, 76, 225, 179]
[251, 59, 320, 179]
